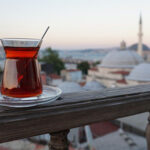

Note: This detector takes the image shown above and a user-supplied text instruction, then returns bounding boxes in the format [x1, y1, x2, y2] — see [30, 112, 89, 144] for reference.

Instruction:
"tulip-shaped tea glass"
[1, 38, 42, 98]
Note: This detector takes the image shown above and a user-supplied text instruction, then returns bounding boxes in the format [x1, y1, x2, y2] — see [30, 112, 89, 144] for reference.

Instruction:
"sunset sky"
[0, 0, 150, 50]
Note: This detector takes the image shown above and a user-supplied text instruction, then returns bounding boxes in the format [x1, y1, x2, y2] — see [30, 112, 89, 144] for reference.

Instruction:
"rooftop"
[100, 50, 144, 68]
[89, 68, 98, 71]
[92, 131, 146, 150]
[126, 63, 150, 82]
[111, 71, 130, 75]
[49, 74, 61, 79]
[83, 81, 105, 91]
[58, 81, 83, 93]
[116, 79, 127, 84]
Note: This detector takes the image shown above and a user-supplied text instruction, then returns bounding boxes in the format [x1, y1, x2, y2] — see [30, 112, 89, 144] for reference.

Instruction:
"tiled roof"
[49, 74, 61, 79]
[92, 131, 146, 150]
[111, 71, 129, 75]
[79, 82, 86, 87]
[58, 81, 83, 93]
[90, 122, 119, 138]
[89, 68, 98, 71]
[83, 81, 105, 91]
[116, 79, 127, 84]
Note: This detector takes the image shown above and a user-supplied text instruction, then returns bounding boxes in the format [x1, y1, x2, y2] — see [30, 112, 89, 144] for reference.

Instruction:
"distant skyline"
[0, 0, 150, 50]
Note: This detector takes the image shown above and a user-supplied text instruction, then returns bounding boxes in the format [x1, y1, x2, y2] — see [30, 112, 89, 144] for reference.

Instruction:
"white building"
[126, 63, 150, 85]
[87, 46, 144, 87]
[61, 69, 82, 82]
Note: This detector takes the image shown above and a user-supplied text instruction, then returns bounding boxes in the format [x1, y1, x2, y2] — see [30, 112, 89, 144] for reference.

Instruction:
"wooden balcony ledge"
[1, 84, 150, 149]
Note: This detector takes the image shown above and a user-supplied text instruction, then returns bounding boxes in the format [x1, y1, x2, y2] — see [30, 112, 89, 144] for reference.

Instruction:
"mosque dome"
[100, 50, 144, 68]
[129, 43, 150, 51]
[83, 81, 105, 91]
[58, 81, 82, 93]
[126, 63, 150, 82]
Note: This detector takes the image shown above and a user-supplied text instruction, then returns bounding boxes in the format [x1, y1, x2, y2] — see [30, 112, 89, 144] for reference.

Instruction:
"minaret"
[137, 14, 143, 57]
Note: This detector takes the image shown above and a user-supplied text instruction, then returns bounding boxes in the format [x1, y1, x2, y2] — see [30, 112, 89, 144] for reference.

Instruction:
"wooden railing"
[1, 84, 150, 150]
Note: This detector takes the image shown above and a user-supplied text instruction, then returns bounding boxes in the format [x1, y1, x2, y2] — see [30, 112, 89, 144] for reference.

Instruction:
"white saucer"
[0, 86, 62, 108]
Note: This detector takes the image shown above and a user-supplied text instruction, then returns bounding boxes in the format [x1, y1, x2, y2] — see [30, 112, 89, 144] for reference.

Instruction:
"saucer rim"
[0, 85, 62, 108]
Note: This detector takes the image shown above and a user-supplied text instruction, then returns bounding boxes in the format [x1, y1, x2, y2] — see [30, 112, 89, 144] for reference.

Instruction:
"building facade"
[61, 69, 82, 82]
[87, 47, 143, 87]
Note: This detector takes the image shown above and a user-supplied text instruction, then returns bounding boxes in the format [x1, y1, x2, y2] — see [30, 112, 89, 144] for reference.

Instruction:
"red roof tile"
[90, 121, 119, 138]
[49, 74, 61, 79]
[110, 71, 129, 75]
[34, 144, 45, 150]
[89, 68, 98, 71]
[116, 79, 127, 84]
[79, 82, 86, 87]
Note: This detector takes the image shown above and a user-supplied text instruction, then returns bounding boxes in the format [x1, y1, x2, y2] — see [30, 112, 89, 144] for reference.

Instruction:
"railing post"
[49, 130, 70, 150]
[146, 113, 150, 150]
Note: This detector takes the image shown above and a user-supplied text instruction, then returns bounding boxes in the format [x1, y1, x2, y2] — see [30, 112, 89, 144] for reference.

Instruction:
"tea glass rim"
[1, 38, 41, 47]
[1, 38, 40, 41]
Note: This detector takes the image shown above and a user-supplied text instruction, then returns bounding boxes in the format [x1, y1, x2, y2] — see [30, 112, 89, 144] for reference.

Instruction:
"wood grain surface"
[0, 84, 150, 143]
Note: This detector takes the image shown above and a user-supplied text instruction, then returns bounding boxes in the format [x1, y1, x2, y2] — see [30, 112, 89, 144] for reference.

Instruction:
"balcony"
[0, 84, 150, 150]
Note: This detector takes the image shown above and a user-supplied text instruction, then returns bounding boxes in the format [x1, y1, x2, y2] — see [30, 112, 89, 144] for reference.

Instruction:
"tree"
[39, 47, 65, 75]
[92, 61, 100, 67]
[77, 61, 90, 75]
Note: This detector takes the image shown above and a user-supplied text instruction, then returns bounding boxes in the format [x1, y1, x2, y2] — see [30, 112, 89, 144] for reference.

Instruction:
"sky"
[0, 0, 150, 50]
